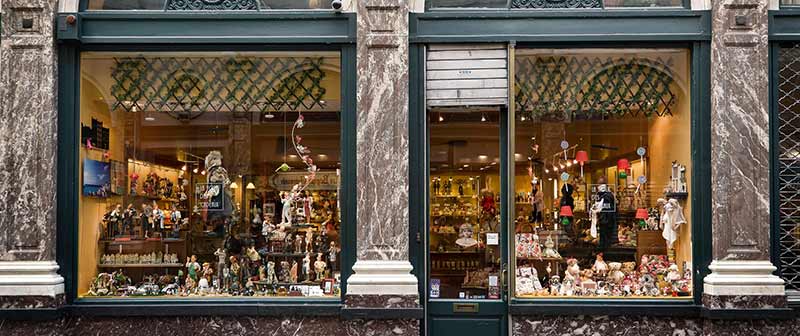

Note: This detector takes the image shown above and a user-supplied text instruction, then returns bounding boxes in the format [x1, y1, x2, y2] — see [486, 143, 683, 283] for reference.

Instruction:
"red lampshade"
[560, 205, 573, 217]
[617, 158, 630, 171]
[575, 150, 589, 164]
[635, 208, 649, 220]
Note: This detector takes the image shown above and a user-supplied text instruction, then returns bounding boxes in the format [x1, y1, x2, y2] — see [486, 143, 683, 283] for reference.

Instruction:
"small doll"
[314, 253, 327, 281]
[542, 235, 560, 258]
[185, 255, 201, 284]
[666, 263, 682, 283]
[290, 260, 299, 283]
[302, 253, 312, 282]
[592, 253, 608, 278]
[279, 261, 291, 283]
[565, 258, 580, 285]
[258, 264, 266, 281]
[295, 234, 304, 254]
[284, 233, 294, 253]
[266, 261, 278, 284]
[152, 202, 165, 231]
[305, 230, 314, 253]
[328, 241, 339, 271]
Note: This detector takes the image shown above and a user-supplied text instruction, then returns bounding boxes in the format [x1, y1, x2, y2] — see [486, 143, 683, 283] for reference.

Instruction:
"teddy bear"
[607, 262, 625, 284]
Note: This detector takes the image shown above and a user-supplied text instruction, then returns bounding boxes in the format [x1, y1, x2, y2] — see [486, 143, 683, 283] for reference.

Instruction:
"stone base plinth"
[0, 261, 64, 298]
[345, 260, 418, 296]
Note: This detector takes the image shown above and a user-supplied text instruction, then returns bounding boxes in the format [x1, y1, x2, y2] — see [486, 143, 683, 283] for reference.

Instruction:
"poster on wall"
[83, 159, 111, 198]
[195, 182, 225, 211]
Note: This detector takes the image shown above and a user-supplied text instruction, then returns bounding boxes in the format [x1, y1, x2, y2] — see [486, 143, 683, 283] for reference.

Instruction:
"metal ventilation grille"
[110, 56, 328, 118]
[777, 44, 800, 292]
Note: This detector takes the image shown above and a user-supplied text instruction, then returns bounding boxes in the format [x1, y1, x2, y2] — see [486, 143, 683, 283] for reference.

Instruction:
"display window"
[512, 49, 692, 299]
[426, 0, 683, 9]
[428, 109, 503, 300]
[78, 52, 343, 299]
[86, 0, 332, 10]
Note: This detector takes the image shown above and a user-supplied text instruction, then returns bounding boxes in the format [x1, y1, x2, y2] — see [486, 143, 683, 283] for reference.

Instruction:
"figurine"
[666, 263, 682, 284]
[103, 204, 123, 239]
[185, 255, 201, 284]
[258, 264, 267, 281]
[314, 253, 327, 281]
[198, 262, 212, 294]
[141, 203, 153, 238]
[279, 261, 291, 283]
[229, 256, 241, 291]
[280, 192, 294, 226]
[152, 202, 165, 233]
[592, 253, 608, 278]
[170, 204, 182, 229]
[305, 229, 314, 253]
[246, 245, 261, 263]
[290, 260, 298, 283]
[594, 178, 618, 252]
[302, 253, 312, 282]
[122, 204, 136, 236]
[284, 233, 294, 254]
[328, 241, 339, 272]
[214, 248, 226, 286]
[565, 258, 580, 285]
[542, 235, 560, 258]
[262, 215, 275, 238]
[559, 275, 574, 296]
[266, 261, 278, 284]
[549, 275, 561, 296]
[295, 234, 304, 254]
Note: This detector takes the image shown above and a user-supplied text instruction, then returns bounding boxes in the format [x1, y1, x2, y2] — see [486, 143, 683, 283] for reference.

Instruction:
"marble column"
[0, 0, 65, 307]
[704, 0, 786, 310]
[344, 0, 419, 305]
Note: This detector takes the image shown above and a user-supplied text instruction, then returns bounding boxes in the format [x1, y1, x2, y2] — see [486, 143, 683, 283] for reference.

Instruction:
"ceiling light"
[545, 168, 550, 173]
[521, 116, 526, 121]
[193, 167, 199, 174]
[560, 164, 565, 169]
[246, 182, 256, 190]
[481, 115, 487, 122]
[463, 164, 469, 168]
[439, 115, 444, 122]
[181, 164, 187, 171]
[566, 161, 572, 167]
[201, 170, 206, 175]
[264, 113, 275, 119]
[144, 115, 155, 122]
[229, 182, 239, 189]
[478, 155, 489, 161]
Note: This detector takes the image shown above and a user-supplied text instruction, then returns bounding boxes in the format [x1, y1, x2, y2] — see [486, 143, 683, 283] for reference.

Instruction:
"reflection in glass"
[512, 49, 692, 299]
[78, 52, 343, 299]
[428, 109, 502, 300]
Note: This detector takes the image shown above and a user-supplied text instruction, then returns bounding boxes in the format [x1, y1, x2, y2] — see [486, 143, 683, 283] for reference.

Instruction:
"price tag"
[489, 276, 498, 287]
[486, 232, 499, 245]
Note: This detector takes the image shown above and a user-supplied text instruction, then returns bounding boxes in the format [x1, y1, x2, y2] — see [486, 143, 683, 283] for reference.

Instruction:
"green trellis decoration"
[515, 56, 679, 121]
[110, 56, 328, 120]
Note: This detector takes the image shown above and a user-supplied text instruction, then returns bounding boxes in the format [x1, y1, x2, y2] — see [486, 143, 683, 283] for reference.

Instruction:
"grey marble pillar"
[0, 0, 65, 307]
[703, 0, 785, 309]
[344, 0, 419, 303]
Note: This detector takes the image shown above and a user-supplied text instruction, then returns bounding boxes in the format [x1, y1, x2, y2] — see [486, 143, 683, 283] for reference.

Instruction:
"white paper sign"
[489, 275, 498, 287]
[486, 232, 499, 245]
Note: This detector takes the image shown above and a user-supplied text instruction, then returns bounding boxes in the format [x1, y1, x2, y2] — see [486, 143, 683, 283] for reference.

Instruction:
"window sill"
[67, 298, 342, 317]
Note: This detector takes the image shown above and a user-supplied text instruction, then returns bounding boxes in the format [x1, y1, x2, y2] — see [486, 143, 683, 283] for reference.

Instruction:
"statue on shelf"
[152, 201, 165, 233]
[284, 233, 294, 254]
[279, 261, 291, 283]
[295, 234, 303, 254]
[103, 204, 123, 239]
[328, 241, 339, 272]
[305, 229, 314, 253]
[266, 261, 278, 284]
[122, 204, 136, 236]
[302, 253, 312, 282]
[261, 214, 275, 238]
[229, 256, 241, 292]
[290, 260, 298, 283]
[141, 203, 153, 238]
[279, 191, 294, 226]
[314, 253, 327, 281]
[258, 264, 266, 281]
[185, 255, 200, 285]
[198, 262, 213, 295]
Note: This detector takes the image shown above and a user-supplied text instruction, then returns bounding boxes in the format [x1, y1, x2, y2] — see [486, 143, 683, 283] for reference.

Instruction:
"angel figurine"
[661, 198, 686, 249]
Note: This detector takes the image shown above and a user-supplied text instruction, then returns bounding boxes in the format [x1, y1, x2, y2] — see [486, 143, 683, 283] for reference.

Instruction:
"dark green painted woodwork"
[430, 317, 503, 336]
[166, 0, 259, 10]
[410, 10, 710, 43]
[511, 0, 603, 9]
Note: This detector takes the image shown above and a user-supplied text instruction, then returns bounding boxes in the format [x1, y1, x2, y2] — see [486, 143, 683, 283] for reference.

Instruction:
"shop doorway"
[424, 106, 508, 336]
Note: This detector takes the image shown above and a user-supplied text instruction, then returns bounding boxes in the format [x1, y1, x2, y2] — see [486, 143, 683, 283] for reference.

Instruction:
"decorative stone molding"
[346, 260, 418, 296]
[0, 261, 64, 297]
[703, 260, 785, 297]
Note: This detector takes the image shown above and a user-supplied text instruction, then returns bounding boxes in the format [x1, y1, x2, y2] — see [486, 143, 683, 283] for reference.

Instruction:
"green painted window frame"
[57, 42, 358, 314]
[424, 0, 690, 10]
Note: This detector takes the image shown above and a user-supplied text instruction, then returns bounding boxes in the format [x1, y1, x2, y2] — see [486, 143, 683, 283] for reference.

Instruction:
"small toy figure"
[279, 261, 291, 283]
[152, 202, 165, 232]
[302, 253, 312, 282]
[542, 235, 560, 258]
[266, 261, 278, 284]
[185, 255, 200, 284]
[305, 229, 314, 253]
[280, 192, 294, 226]
[549, 275, 561, 296]
[261, 214, 275, 238]
[284, 233, 294, 254]
[290, 260, 298, 283]
[170, 204, 182, 232]
[246, 245, 261, 263]
[295, 234, 304, 254]
[103, 204, 123, 239]
[314, 253, 327, 281]
[666, 263, 682, 284]
[198, 262, 212, 295]
[141, 203, 153, 238]
[661, 198, 686, 249]
[592, 253, 608, 278]
[328, 241, 339, 272]
[229, 256, 241, 291]
[122, 204, 136, 236]
[258, 264, 267, 281]
[565, 258, 580, 285]
[214, 248, 226, 285]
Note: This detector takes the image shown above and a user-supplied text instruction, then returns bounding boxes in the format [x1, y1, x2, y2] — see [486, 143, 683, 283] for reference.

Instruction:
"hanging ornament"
[575, 150, 588, 177]
[560, 140, 569, 160]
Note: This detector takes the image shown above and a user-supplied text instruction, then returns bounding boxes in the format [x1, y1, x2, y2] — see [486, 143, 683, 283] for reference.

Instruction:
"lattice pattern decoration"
[777, 44, 800, 292]
[166, 0, 259, 10]
[110, 56, 328, 119]
[512, 0, 603, 8]
[515, 56, 678, 121]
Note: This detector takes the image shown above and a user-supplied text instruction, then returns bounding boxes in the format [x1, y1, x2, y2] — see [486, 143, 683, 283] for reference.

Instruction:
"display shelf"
[515, 257, 564, 262]
[664, 192, 689, 200]
[431, 251, 484, 255]
[100, 238, 185, 244]
[262, 252, 309, 258]
[98, 263, 183, 268]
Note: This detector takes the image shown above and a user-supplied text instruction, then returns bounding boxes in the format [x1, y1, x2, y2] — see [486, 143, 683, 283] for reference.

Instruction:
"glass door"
[426, 106, 508, 336]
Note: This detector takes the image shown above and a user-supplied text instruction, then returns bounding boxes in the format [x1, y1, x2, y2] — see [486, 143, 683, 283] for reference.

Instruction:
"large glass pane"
[78, 52, 343, 299]
[512, 49, 692, 299]
[428, 108, 502, 300]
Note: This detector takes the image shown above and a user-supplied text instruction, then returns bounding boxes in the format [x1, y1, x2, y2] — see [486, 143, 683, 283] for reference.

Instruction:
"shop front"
[0, 0, 798, 335]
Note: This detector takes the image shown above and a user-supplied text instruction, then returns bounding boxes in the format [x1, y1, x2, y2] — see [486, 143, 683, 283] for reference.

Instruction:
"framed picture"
[322, 278, 335, 295]
[83, 159, 110, 198]
[264, 203, 275, 216]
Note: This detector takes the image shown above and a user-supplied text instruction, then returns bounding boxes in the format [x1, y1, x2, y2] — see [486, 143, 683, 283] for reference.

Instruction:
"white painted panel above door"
[426, 44, 508, 107]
